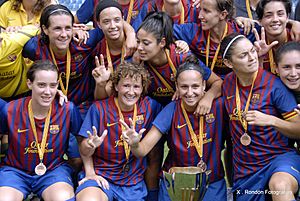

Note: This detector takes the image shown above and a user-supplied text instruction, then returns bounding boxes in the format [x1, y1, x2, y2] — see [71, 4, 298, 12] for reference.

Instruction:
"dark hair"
[27, 60, 58, 82]
[275, 41, 300, 64]
[40, 4, 74, 44]
[110, 62, 151, 97]
[95, 0, 122, 21]
[12, 0, 50, 15]
[176, 54, 205, 80]
[256, 0, 291, 20]
[137, 11, 174, 49]
[215, 0, 235, 19]
[220, 33, 246, 60]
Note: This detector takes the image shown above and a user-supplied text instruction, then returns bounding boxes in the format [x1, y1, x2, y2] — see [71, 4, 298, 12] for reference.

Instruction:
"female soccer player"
[256, 0, 299, 74]
[120, 54, 228, 200]
[76, 62, 162, 201]
[135, 11, 222, 113]
[275, 41, 300, 103]
[0, 60, 82, 201]
[220, 33, 300, 201]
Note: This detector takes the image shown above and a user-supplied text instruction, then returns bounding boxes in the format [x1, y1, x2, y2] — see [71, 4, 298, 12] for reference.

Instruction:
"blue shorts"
[0, 163, 74, 198]
[233, 151, 300, 201]
[76, 172, 147, 201]
[158, 177, 227, 201]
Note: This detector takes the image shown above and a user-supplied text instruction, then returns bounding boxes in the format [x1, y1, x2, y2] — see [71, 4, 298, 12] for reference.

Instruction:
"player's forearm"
[81, 154, 96, 175]
[271, 116, 300, 139]
[79, 139, 96, 157]
[206, 75, 222, 99]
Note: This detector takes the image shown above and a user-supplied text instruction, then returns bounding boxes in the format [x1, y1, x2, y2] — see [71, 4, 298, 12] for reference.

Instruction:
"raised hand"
[78, 174, 109, 189]
[253, 27, 278, 57]
[119, 118, 146, 147]
[92, 54, 111, 86]
[175, 40, 190, 54]
[86, 126, 107, 149]
[56, 89, 68, 106]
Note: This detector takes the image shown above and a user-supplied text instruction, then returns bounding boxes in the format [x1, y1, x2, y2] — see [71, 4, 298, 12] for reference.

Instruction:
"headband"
[49, 8, 70, 16]
[96, 0, 123, 19]
[222, 35, 245, 59]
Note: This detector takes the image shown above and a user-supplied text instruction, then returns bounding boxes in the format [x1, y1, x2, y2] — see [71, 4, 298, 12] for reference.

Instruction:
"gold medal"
[197, 159, 207, 173]
[123, 162, 130, 173]
[35, 163, 47, 176]
[28, 100, 52, 175]
[240, 133, 251, 146]
[235, 71, 258, 148]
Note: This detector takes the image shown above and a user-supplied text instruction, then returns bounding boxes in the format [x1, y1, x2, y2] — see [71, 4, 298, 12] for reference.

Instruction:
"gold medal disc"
[240, 133, 251, 146]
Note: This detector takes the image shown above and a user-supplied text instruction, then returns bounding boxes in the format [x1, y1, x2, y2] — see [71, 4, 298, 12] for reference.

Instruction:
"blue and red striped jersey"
[22, 28, 104, 106]
[0, 97, 82, 174]
[0, 98, 7, 133]
[173, 21, 257, 79]
[153, 98, 226, 183]
[92, 38, 126, 70]
[222, 67, 298, 181]
[143, 44, 211, 106]
[79, 96, 162, 186]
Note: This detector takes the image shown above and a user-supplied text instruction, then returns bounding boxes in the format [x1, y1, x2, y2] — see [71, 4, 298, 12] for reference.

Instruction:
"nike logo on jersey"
[107, 122, 118, 127]
[226, 95, 234, 100]
[291, 166, 300, 173]
[18, 128, 28, 133]
[177, 124, 187, 129]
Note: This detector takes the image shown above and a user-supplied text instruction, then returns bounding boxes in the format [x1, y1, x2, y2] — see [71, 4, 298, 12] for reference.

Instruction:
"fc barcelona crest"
[7, 54, 17, 62]
[73, 54, 83, 62]
[205, 113, 215, 123]
[132, 11, 139, 19]
[136, 115, 144, 125]
[251, 93, 260, 104]
[49, 125, 59, 134]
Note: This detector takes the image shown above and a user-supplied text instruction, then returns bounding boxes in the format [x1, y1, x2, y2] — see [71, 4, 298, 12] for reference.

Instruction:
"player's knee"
[269, 173, 297, 192]
[43, 189, 74, 201]
[0, 193, 22, 201]
[0, 187, 23, 201]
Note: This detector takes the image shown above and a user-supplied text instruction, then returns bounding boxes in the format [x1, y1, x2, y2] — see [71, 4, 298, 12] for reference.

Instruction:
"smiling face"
[198, 0, 225, 30]
[115, 75, 143, 111]
[260, 1, 288, 38]
[43, 14, 73, 55]
[98, 7, 124, 41]
[276, 50, 300, 91]
[27, 70, 58, 109]
[136, 28, 165, 62]
[176, 70, 206, 112]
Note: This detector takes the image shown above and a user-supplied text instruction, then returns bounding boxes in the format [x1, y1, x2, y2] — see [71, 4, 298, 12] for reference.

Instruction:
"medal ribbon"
[148, 49, 176, 93]
[162, 2, 185, 24]
[114, 98, 137, 162]
[181, 101, 204, 160]
[246, 0, 253, 19]
[206, 23, 228, 71]
[235, 71, 258, 133]
[49, 48, 71, 95]
[28, 99, 52, 163]
[267, 48, 277, 74]
[106, 40, 125, 73]
[126, 0, 134, 23]
[267, 36, 287, 75]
